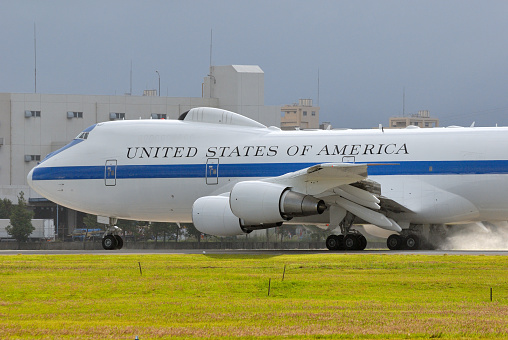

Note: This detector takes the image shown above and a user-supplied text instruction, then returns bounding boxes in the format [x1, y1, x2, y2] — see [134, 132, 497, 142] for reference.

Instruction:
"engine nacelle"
[192, 195, 245, 237]
[192, 195, 282, 236]
[230, 181, 326, 225]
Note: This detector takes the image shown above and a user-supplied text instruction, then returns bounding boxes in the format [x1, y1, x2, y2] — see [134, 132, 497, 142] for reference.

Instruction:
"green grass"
[1, 254, 508, 339]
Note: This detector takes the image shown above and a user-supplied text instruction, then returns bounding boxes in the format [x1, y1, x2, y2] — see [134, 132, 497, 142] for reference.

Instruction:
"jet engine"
[230, 181, 326, 224]
[192, 195, 282, 236]
[192, 195, 245, 236]
[191, 181, 327, 237]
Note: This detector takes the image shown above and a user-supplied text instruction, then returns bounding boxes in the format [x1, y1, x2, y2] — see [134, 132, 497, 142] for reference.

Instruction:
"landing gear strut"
[325, 212, 367, 251]
[101, 218, 123, 250]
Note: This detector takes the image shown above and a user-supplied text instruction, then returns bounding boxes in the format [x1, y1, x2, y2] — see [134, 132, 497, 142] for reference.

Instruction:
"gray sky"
[1, 0, 508, 128]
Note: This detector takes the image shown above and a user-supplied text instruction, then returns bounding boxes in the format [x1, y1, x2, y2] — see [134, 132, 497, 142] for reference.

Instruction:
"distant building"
[202, 65, 280, 125]
[280, 99, 320, 130]
[389, 110, 439, 128]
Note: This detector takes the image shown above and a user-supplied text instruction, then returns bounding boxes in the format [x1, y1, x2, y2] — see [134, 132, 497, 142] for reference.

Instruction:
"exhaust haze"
[440, 222, 508, 250]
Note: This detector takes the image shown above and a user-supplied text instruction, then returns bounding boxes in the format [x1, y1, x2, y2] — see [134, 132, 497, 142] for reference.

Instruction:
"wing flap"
[268, 162, 368, 195]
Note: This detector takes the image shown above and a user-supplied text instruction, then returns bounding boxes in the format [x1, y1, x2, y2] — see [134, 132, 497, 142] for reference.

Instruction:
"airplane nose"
[27, 167, 36, 189]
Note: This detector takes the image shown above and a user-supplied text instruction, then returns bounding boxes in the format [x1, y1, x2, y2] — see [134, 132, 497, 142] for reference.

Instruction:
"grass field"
[1, 254, 508, 339]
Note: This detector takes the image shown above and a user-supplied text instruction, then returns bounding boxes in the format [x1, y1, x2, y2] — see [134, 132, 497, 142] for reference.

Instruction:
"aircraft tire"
[102, 235, 118, 250]
[336, 235, 345, 250]
[326, 235, 341, 250]
[357, 234, 367, 250]
[387, 234, 403, 250]
[114, 235, 124, 250]
[404, 234, 420, 250]
[344, 234, 359, 251]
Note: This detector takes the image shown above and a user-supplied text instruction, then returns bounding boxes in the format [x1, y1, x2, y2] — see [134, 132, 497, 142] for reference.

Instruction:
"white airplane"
[27, 107, 508, 251]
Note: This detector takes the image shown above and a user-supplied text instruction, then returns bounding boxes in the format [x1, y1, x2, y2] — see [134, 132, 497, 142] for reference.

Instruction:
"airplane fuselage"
[29, 118, 508, 226]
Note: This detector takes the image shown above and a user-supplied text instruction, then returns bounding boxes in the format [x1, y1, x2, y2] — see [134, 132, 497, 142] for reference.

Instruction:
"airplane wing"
[265, 162, 368, 195]
[265, 162, 413, 231]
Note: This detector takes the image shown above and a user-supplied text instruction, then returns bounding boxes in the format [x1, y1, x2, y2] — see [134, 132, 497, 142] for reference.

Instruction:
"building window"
[109, 112, 125, 120]
[67, 111, 83, 119]
[25, 110, 41, 118]
[312, 111, 316, 116]
[24, 155, 41, 162]
[151, 113, 167, 119]
[303, 111, 307, 116]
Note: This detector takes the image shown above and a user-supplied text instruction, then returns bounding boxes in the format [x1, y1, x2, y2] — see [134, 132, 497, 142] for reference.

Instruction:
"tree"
[0, 198, 12, 219]
[83, 214, 99, 230]
[117, 219, 139, 240]
[184, 223, 203, 243]
[6, 192, 34, 243]
[150, 222, 172, 242]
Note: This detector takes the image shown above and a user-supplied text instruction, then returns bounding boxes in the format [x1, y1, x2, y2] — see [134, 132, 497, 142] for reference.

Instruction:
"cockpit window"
[76, 132, 89, 140]
[41, 124, 97, 163]
[74, 124, 97, 140]
[178, 110, 190, 120]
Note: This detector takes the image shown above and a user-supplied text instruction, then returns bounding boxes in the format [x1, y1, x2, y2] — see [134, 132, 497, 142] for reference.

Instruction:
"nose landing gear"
[101, 218, 124, 250]
[102, 233, 124, 250]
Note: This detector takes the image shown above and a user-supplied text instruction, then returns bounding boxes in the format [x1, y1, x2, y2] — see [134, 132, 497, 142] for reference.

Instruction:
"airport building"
[280, 99, 320, 130]
[388, 110, 439, 128]
[0, 65, 280, 238]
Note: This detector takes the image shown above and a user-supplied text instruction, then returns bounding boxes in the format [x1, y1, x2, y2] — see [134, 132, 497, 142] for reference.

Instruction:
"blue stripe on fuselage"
[31, 160, 508, 181]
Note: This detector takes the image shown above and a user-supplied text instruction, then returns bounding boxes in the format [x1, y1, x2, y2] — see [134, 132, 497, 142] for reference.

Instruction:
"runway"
[1, 249, 508, 256]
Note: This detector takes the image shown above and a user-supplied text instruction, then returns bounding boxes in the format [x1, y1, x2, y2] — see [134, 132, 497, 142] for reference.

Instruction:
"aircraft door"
[206, 158, 219, 185]
[105, 160, 117, 186]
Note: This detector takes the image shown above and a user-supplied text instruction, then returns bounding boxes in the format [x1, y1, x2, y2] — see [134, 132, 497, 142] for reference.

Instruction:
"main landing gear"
[386, 233, 420, 250]
[101, 219, 124, 250]
[326, 233, 367, 251]
[386, 224, 445, 250]
[325, 212, 367, 251]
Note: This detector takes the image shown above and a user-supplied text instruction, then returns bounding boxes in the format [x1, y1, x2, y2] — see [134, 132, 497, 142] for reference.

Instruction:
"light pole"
[156, 70, 160, 96]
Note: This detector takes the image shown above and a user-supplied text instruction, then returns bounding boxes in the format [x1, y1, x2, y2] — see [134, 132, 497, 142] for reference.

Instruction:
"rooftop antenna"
[34, 22, 37, 93]
[317, 68, 320, 107]
[208, 29, 215, 98]
[209, 29, 213, 74]
[402, 87, 405, 117]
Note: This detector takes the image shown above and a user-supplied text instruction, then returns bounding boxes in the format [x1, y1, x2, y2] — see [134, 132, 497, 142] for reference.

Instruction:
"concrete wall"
[0, 94, 10, 187]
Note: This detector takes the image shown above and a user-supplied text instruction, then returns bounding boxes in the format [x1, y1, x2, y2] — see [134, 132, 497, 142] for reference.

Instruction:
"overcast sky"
[1, 0, 508, 128]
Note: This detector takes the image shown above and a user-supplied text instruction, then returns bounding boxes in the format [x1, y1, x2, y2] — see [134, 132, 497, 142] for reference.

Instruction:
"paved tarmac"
[1, 249, 508, 256]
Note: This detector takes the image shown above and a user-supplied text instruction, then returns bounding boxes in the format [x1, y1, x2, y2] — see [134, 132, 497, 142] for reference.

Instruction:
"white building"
[0, 65, 280, 237]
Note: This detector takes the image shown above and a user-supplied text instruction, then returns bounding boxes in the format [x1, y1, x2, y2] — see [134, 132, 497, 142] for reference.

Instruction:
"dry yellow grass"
[0, 254, 507, 339]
